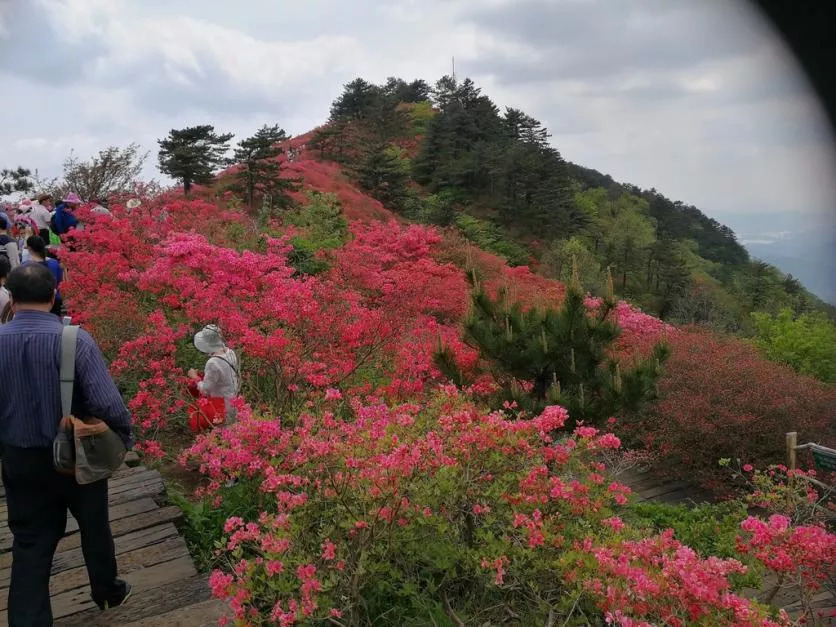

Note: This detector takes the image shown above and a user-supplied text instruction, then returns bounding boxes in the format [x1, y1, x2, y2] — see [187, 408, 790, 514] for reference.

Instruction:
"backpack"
[49, 213, 60, 235]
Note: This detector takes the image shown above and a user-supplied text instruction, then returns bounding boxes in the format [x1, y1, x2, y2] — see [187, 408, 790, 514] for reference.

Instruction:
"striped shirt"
[0, 311, 133, 449]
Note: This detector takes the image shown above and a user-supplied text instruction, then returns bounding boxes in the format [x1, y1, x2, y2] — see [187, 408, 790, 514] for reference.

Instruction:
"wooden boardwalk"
[617, 466, 710, 506]
[0, 463, 225, 626]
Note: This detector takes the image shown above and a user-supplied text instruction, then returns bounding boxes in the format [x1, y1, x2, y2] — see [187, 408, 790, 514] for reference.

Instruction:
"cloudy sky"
[1, 0, 834, 248]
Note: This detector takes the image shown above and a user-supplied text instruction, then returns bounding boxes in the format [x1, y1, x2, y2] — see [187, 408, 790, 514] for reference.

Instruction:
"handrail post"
[786, 432, 798, 470]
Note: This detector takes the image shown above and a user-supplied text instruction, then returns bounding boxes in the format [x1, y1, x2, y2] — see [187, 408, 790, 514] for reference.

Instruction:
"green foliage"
[442, 281, 668, 422]
[284, 191, 348, 249]
[353, 143, 411, 211]
[751, 308, 836, 383]
[404, 100, 436, 135]
[404, 191, 456, 226]
[157, 125, 234, 195]
[170, 481, 270, 572]
[626, 500, 749, 560]
[284, 191, 349, 275]
[229, 124, 299, 210]
[542, 236, 605, 295]
[454, 214, 530, 266]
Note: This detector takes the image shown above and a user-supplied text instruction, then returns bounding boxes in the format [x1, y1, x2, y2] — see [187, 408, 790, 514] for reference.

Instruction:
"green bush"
[405, 191, 456, 226]
[283, 191, 349, 275]
[454, 214, 530, 266]
[751, 308, 836, 383]
[170, 480, 271, 572]
[284, 191, 348, 250]
[626, 500, 747, 559]
[405, 101, 436, 135]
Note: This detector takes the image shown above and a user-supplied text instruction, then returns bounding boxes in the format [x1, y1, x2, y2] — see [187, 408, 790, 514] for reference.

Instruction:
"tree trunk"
[183, 179, 192, 196]
[247, 174, 255, 208]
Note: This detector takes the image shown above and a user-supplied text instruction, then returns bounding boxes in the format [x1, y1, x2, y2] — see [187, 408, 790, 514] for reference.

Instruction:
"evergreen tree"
[330, 78, 382, 120]
[438, 267, 668, 424]
[0, 167, 34, 196]
[157, 125, 234, 195]
[230, 124, 298, 209]
[354, 142, 410, 211]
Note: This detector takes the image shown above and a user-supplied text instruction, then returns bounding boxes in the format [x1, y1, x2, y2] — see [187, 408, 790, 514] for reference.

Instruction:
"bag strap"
[210, 355, 240, 394]
[60, 325, 79, 417]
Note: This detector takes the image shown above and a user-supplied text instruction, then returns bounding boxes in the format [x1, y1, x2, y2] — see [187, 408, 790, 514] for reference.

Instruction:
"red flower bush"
[182, 394, 787, 626]
[639, 329, 836, 489]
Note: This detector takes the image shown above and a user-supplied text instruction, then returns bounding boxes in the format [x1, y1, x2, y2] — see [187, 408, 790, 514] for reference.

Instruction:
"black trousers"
[2, 446, 123, 626]
[38, 229, 50, 246]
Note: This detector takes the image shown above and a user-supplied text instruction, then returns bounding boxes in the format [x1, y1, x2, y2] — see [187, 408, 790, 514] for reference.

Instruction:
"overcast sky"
[1, 0, 834, 244]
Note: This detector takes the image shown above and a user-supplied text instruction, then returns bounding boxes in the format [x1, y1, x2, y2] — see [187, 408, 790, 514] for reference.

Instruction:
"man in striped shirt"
[0, 264, 134, 624]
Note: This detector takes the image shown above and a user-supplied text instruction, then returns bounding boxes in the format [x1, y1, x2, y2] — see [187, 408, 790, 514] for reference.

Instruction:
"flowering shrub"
[726, 461, 835, 527]
[639, 329, 836, 490]
[181, 394, 788, 626]
[738, 515, 835, 620]
[61, 195, 478, 445]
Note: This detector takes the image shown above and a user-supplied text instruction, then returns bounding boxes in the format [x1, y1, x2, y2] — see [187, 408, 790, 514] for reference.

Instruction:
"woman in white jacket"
[187, 324, 240, 430]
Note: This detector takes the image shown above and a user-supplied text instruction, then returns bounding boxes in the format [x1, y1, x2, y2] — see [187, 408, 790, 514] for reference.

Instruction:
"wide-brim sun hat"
[62, 192, 82, 204]
[194, 324, 226, 354]
[126, 199, 142, 209]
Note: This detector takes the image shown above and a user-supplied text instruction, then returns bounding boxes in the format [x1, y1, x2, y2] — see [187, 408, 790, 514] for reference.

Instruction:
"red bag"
[187, 379, 201, 399]
[187, 397, 226, 433]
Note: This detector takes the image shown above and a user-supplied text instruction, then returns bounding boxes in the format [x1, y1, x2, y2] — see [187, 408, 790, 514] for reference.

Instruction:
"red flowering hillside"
[53, 176, 836, 624]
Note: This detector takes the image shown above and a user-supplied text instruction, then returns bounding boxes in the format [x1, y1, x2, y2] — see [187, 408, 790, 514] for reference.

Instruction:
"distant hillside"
[746, 240, 836, 305]
[304, 75, 834, 331]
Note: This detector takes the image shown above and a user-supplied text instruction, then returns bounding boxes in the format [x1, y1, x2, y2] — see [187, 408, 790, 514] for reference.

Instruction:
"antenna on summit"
[452, 56, 456, 82]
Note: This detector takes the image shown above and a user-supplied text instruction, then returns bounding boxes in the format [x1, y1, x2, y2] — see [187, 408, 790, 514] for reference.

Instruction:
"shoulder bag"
[53, 325, 127, 484]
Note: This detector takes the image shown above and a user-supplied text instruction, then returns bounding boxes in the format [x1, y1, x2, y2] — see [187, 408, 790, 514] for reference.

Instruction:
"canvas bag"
[53, 325, 127, 484]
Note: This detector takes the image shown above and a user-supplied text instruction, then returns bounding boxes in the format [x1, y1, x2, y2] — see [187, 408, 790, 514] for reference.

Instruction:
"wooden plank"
[0, 464, 146, 489]
[0, 507, 182, 584]
[0, 522, 178, 572]
[0, 499, 159, 550]
[52, 523, 181, 576]
[0, 536, 190, 608]
[107, 480, 165, 508]
[655, 488, 706, 506]
[52, 575, 212, 627]
[0, 466, 155, 502]
[0, 471, 164, 519]
[46, 556, 197, 620]
[636, 481, 691, 502]
[106, 471, 164, 496]
[119, 599, 227, 627]
[57, 507, 182, 554]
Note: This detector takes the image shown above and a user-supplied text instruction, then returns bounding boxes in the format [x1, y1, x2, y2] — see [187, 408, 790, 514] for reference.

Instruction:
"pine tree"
[230, 124, 299, 209]
[0, 167, 34, 196]
[438, 265, 668, 424]
[157, 125, 234, 195]
[354, 142, 410, 211]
